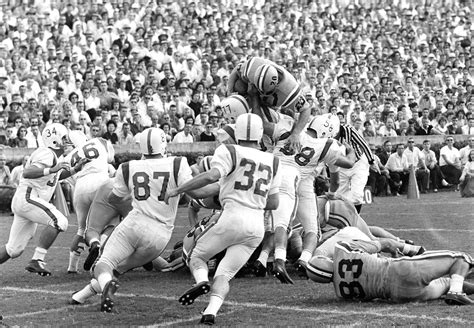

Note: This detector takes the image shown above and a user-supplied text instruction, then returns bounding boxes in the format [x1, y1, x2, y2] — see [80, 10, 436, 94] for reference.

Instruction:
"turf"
[0, 191, 473, 326]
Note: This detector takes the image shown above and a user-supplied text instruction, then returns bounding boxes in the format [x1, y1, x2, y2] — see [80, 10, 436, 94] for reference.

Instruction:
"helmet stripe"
[246, 114, 252, 140]
[147, 128, 153, 154]
[244, 57, 255, 79]
[232, 95, 250, 113]
[259, 65, 269, 92]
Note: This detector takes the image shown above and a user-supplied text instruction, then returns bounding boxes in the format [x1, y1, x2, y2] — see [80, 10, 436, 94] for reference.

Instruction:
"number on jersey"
[337, 259, 366, 299]
[71, 142, 100, 166]
[279, 145, 315, 166]
[133, 171, 170, 201]
[234, 158, 272, 196]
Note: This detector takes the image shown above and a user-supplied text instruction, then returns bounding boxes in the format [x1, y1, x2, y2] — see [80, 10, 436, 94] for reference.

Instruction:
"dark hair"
[106, 119, 117, 128]
[17, 125, 27, 137]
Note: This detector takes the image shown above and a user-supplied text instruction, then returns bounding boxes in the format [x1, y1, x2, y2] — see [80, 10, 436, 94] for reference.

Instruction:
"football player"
[165, 113, 281, 325]
[227, 57, 311, 152]
[255, 114, 356, 282]
[65, 134, 115, 273]
[71, 128, 213, 312]
[308, 240, 474, 305]
[0, 123, 88, 276]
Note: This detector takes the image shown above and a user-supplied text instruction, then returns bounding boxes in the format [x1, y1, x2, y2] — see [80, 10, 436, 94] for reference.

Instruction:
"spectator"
[385, 143, 410, 196]
[103, 120, 118, 144]
[404, 138, 429, 194]
[26, 124, 44, 148]
[459, 150, 474, 197]
[459, 136, 474, 168]
[117, 122, 134, 146]
[421, 140, 450, 192]
[415, 118, 434, 135]
[0, 154, 11, 185]
[439, 136, 462, 187]
[367, 144, 390, 197]
[377, 118, 397, 137]
[8, 126, 28, 148]
[172, 120, 194, 143]
[378, 140, 393, 166]
[10, 155, 29, 187]
[200, 122, 216, 142]
[460, 117, 474, 135]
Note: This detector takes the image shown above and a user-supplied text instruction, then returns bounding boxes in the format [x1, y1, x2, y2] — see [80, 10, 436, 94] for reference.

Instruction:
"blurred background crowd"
[0, 0, 472, 195]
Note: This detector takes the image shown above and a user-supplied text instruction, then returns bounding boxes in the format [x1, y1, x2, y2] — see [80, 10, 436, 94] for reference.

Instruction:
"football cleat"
[69, 290, 82, 305]
[273, 259, 294, 284]
[25, 259, 51, 276]
[142, 261, 154, 271]
[253, 260, 267, 277]
[445, 292, 474, 305]
[83, 242, 100, 271]
[200, 314, 215, 325]
[101, 279, 119, 313]
[294, 259, 308, 279]
[179, 281, 210, 306]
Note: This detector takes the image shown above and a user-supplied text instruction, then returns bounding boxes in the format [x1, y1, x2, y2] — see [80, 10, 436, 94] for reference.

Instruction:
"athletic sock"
[256, 250, 269, 267]
[203, 294, 224, 316]
[32, 247, 47, 261]
[68, 251, 80, 272]
[97, 272, 113, 291]
[274, 247, 287, 261]
[193, 268, 209, 284]
[449, 274, 465, 293]
[299, 250, 312, 263]
[72, 282, 98, 303]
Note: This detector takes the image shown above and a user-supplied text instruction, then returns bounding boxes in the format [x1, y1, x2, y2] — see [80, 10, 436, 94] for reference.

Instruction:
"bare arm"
[23, 162, 71, 179]
[264, 192, 279, 210]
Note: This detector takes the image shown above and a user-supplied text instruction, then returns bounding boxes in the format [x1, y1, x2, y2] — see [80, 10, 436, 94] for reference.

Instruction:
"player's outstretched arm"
[165, 168, 222, 204]
[23, 162, 71, 179]
[186, 182, 220, 200]
[264, 192, 279, 210]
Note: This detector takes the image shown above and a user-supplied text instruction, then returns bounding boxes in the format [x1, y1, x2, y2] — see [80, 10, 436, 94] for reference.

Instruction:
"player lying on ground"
[70, 128, 215, 312]
[307, 240, 474, 305]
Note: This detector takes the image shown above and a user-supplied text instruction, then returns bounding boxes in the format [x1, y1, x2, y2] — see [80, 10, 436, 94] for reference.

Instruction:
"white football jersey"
[274, 132, 343, 179]
[113, 156, 193, 231]
[18, 147, 60, 201]
[65, 137, 114, 179]
[211, 144, 281, 209]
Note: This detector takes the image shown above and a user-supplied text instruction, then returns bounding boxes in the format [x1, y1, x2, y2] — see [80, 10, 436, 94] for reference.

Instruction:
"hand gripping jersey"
[18, 147, 60, 201]
[274, 132, 343, 179]
[66, 137, 114, 179]
[239, 57, 307, 113]
[211, 144, 281, 210]
[113, 156, 192, 231]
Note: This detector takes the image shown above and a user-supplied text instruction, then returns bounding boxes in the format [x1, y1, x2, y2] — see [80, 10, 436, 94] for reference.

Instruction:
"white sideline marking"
[3, 303, 97, 319]
[148, 309, 239, 327]
[2, 287, 472, 325]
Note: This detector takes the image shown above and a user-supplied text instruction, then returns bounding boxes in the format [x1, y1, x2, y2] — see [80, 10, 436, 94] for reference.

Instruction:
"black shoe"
[69, 290, 82, 305]
[273, 259, 294, 284]
[83, 242, 100, 271]
[445, 292, 474, 305]
[253, 261, 267, 277]
[294, 260, 308, 279]
[25, 259, 51, 276]
[142, 261, 154, 271]
[101, 279, 119, 313]
[200, 314, 215, 325]
[179, 281, 210, 305]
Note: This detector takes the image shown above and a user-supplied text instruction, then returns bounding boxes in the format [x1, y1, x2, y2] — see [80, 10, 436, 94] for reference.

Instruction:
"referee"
[334, 123, 378, 213]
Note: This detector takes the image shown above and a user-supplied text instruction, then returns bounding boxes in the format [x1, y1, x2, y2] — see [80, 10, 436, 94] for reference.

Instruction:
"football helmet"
[42, 123, 70, 150]
[254, 64, 279, 95]
[216, 124, 236, 145]
[306, 255, 334, 283]
[139, 127, 167, 155]
[307, 114, 340, 138]
[220, 95, 251, 121]
[235, 113, 263, 142]
[68, 130, 88, 148]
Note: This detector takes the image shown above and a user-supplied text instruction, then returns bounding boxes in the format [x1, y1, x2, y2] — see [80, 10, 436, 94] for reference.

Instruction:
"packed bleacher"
[0, 0, 472, 195]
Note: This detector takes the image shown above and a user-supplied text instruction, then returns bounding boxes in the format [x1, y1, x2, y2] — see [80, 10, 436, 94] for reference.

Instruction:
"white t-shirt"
[439, 145, 460, 167]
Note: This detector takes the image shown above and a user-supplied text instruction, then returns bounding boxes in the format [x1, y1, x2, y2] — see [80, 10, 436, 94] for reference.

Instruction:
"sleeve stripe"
[122, 162, 130, 187]
[281, 85, 301, 108]
[272, 156, 279, 178]
[225, 144, 237, 175]
[319, 139, 334, 162]
[173, 156, 182, 184]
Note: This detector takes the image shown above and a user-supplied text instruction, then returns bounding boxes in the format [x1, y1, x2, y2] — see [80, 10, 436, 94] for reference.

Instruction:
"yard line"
[2, 303, 98, 320]
[386, 228, 474, 233]
[2, 287, 472, 325]
[148, 309, 239, 327]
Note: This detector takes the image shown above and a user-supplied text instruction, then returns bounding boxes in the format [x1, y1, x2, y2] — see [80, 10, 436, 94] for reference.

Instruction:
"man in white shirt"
[460, 118, 474, 135]
[386, 143, 410, 196]
[404, 138, 429, 193]
[439, 136, 462, 186]
[459, 136, 474, 168]
[172, 121, 194, 143]
[25, 125, 45, 148]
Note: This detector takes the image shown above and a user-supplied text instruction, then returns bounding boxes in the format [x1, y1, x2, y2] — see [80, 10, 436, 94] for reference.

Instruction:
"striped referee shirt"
[337, 124, 375, 164]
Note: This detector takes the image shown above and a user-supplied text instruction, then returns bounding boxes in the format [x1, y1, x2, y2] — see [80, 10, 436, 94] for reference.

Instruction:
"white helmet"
[254, 64, 279, 95]
[306, 255, 334, 283]
[307, 114, 340, 138]
[235, 113, 263, 142]
[68, 130, 88, 148]
[220, 95, 251, 121]
[139, 127, 167, 155]
[216, 124, 236, 145]
[42, 123, 70, 150]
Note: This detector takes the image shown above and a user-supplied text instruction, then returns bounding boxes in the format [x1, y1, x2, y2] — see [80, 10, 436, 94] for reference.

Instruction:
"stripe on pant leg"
[26, 187, 60, 230]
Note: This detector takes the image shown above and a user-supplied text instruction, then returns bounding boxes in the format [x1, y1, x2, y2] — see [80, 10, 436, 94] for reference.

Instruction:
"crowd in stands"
[0, 0, 472, 194]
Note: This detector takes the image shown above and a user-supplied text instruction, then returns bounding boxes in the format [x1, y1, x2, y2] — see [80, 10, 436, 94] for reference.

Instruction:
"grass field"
[0, 191, 473, 327]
